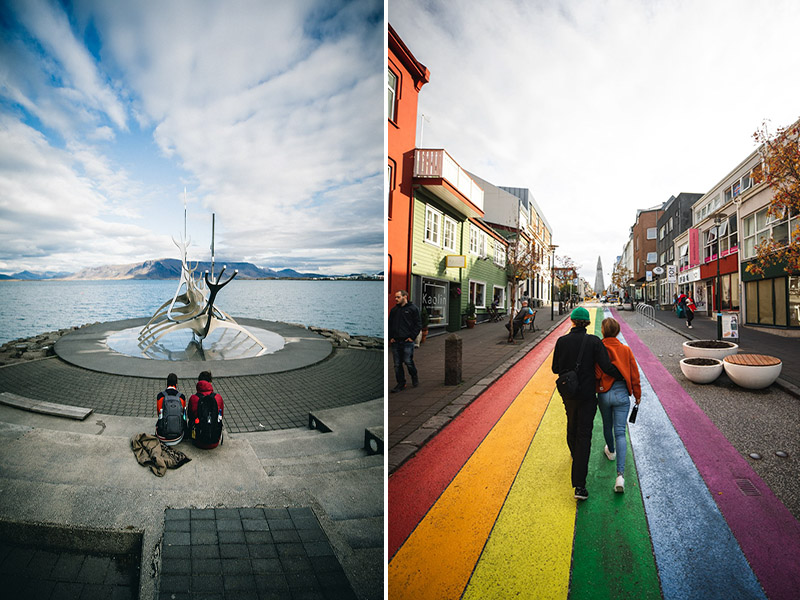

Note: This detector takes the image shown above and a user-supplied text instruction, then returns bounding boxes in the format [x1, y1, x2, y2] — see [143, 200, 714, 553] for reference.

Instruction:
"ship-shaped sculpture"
[137, 208, 267, 357]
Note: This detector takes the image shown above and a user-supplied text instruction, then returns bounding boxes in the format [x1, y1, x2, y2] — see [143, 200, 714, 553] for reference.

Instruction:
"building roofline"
[388, 24, 430, 89]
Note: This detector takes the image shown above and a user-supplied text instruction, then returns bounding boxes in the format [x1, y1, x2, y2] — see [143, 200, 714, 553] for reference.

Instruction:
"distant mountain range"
[0, 259, 383, 281]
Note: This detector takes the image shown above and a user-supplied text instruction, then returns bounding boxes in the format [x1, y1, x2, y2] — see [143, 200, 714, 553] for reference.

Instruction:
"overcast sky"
[0, 0, 382, 276]
[389, 0, 800, 283]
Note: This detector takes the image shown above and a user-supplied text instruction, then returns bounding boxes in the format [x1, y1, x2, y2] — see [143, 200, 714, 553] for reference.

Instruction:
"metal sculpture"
[138, 209, 267, 357]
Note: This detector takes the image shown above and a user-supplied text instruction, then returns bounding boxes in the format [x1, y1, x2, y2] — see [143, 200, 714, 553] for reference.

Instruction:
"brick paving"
[160, 507, 356, 600]
[0, 347, 382, 433]
[0, 543, 139, 600]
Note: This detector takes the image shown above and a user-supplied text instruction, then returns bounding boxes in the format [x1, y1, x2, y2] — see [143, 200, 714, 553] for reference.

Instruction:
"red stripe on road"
[388, 319, 570, 559]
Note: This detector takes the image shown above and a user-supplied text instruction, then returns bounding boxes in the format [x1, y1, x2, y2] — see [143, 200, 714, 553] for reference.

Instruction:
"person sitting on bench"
[505, 300, 533, 337]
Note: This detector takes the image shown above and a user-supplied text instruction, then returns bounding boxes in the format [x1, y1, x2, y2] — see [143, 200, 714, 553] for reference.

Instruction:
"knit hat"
[570, 307, 590, 321]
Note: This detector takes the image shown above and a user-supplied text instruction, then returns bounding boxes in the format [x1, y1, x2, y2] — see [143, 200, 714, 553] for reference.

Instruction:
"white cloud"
[390, 0, 800, 280]
[0, 0, 383, 275]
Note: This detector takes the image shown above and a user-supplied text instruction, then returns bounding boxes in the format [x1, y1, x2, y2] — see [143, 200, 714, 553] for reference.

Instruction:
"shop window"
[758, 279, 772, 324]
[469, 280, 486, 308]
[745, 281, 758, 323]
[421, 278, 448, 327]
[789, 276, 800, 327]
[775, 278, 787, 326]
[492, 286, 505, 308]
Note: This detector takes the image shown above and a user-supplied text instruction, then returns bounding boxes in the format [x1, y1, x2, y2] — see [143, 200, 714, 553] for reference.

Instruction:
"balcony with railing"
[413, 149, 484, 218]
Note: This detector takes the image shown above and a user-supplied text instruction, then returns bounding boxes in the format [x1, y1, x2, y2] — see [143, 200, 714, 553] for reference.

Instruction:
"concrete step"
[261, 452, 383, 477]
[364, 425, 384, 455]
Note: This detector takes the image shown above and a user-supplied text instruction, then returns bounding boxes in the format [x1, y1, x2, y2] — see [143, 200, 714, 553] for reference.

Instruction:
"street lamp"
[714, 213, 726, 339]
[550, 244, 558, 321]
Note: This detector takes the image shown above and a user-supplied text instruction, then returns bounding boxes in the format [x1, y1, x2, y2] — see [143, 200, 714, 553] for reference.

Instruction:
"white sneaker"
[604, 445, 616, 461]
[615, 475, 625, 493]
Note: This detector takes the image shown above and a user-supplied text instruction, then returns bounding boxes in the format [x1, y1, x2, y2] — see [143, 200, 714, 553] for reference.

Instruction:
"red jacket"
[595, 337, 641, 400]
[188, 380, 224, 448]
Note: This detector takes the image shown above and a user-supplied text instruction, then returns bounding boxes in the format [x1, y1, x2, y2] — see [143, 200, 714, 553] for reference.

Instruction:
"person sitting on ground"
[187, 371, 224, 449]
[506, 300, 533, 336]
[595, 317, 641, 494]
[155, 373, 187, 446]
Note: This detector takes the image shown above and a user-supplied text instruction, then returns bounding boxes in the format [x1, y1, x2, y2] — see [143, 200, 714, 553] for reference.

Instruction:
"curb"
[388, 315, 570, 474]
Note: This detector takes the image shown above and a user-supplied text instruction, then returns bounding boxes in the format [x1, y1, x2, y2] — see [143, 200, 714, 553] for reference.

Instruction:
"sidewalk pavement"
[388, 304, 569, 473]
[389, 301, 800, 474]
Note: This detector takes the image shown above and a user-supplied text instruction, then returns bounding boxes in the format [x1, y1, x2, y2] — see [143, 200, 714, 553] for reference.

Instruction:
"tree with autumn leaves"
[745, 119, 800, 277]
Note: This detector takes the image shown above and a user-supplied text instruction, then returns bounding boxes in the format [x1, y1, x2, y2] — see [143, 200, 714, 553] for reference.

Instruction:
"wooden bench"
[723, 354, 781, 367]
[0, 392, 93, 420]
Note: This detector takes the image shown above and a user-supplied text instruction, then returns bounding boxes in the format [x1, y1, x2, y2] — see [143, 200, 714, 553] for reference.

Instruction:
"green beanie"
[571, 307, 590, 321]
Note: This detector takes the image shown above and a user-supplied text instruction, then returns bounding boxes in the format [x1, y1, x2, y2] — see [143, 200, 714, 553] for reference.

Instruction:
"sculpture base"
[108, 325, 284, 361]
[54, 318, 334, 378]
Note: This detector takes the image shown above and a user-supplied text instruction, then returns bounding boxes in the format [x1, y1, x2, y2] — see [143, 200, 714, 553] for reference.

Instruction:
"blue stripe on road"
[613, 313, 766, 599]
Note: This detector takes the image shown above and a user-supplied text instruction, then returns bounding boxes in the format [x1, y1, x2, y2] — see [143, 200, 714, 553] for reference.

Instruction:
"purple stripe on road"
[614, 309, 800, 600]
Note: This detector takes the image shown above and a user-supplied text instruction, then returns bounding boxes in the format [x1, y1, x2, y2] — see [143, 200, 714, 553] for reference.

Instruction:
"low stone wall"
[308, 326, 383, 350]
[1, 322, 383, 366]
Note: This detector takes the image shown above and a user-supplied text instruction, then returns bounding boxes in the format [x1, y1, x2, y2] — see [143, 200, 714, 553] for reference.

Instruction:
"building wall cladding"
[387, 25, 429, 305]
[632, 209, 663, 281]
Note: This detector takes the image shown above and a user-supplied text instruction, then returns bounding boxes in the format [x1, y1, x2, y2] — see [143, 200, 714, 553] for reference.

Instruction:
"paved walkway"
[388, 305, 569, 471]
[388, 304, 800, 599]
[0, 327, 384, 599]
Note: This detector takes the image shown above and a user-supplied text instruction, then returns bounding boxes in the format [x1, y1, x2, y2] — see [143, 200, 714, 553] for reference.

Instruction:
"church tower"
[594, 256, 605, 295]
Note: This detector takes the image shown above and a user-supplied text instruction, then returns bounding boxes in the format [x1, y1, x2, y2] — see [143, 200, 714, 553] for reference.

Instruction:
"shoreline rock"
[1, 323, 383, 366]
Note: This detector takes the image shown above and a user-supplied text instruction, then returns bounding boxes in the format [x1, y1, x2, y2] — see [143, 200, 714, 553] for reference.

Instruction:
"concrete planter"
[682, 340, 739, 361]
[680, 357, 724, 384]
[723, 356, 782, 390]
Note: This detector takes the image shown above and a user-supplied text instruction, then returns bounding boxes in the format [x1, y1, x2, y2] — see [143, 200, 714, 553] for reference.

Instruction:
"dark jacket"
[552, 327, 622, 400]
[389, 301, 421, 342]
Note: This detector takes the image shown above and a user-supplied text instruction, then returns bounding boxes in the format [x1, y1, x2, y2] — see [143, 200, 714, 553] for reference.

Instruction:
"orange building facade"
[387, 25, 429, 308]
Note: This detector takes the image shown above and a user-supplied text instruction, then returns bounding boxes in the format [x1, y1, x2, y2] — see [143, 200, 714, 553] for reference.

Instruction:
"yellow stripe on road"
[463, 390, 574, 599]
[388, 354, 558, 600]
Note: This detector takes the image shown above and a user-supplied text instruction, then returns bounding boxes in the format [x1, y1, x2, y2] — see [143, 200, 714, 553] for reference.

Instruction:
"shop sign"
[666, 265, 677, 283]
[446, 255, 466, 268]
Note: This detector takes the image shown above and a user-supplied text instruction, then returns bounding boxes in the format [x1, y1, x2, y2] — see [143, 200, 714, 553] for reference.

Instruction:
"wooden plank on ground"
[0, 392, 93, 420]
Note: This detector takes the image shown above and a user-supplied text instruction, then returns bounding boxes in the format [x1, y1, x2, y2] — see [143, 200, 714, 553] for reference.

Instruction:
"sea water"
[0, 279, 383, 345]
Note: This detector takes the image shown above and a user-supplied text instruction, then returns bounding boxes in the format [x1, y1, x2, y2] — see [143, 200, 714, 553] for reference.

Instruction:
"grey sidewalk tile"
[217, 530, 246, 544]
[243, 531, 272, 545]
[238, 507, 266, 519]
[267, 518, 294, 530]
[163, 531, 191, 546]
[270, 529, 300, 544]
[219, 544, 249, 559]
[215, 519, 243, 532]
[242, 519, 270, 531]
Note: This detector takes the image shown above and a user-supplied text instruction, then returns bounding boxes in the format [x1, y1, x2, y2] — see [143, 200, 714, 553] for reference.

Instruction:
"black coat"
[389, 302, 421, 342]
[552, 327, 622, 399]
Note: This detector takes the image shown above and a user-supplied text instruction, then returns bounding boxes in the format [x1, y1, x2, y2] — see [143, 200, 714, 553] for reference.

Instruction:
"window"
[492, 285, 505, 309]
[494, 241, 506, 267]
[469, 280, 486, 308]
[469, 225, 486, 257]
[742, 207, 795, 259]
[425, 206, 441, 246]
[668, 217, 674, 233]
[660, 251, 666, 265]
[668, 246, 674, 262]
[646, 252, 657, 264]
[659, 225, 666, 240]
[679, 243, 689, 269]
[647, 227, 657, 240]
[442, 216, 457, 252]
[387, 69, 398, 121]
[386, 163, 394, 218]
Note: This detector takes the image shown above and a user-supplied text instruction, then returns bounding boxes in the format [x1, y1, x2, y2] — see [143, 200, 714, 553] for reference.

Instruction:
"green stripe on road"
[569, 309, 661, 600]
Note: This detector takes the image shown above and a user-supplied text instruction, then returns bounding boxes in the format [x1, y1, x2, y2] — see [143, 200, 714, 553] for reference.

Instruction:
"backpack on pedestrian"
[192, 392, 222, 446]
[156, 390, 185, 441]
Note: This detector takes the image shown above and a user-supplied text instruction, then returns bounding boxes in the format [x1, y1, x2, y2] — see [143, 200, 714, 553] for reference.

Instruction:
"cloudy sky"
[0, 0, 383, 276]
[389, 0, 800, 282]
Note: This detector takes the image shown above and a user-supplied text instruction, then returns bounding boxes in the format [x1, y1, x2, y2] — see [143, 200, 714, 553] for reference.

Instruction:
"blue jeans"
[391, 341, 418, 387]
[598, 380, 631, 474]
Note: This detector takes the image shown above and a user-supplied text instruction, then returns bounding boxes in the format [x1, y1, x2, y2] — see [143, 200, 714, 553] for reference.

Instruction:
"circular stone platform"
[54, 318, 334, 378]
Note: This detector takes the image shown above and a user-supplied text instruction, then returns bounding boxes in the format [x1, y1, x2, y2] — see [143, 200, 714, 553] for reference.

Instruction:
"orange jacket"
[595, 337, 641, 399]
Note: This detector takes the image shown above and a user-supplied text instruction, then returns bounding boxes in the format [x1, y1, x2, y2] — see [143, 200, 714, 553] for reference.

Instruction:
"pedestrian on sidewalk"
[684, 294, 696, 329]
[389, 290, 421, 393]
[552, 307, 623, 501]
[596, 317, 641, 494]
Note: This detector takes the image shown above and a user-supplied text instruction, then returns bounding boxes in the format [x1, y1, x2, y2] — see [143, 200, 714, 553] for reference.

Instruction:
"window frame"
[424, 205, 442, 247]
[387, 67, 398, 122]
